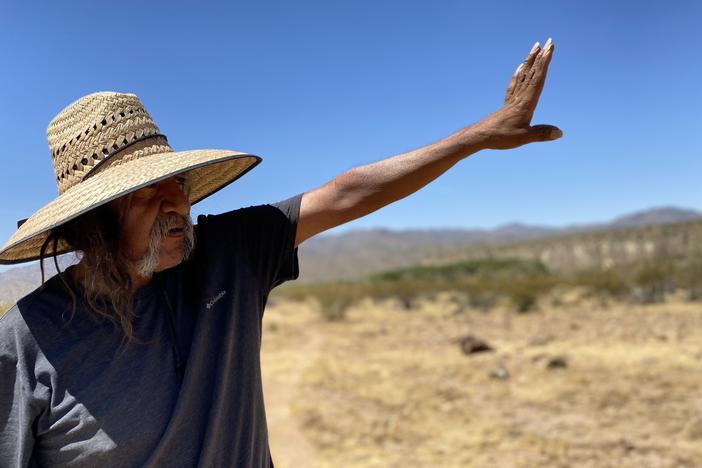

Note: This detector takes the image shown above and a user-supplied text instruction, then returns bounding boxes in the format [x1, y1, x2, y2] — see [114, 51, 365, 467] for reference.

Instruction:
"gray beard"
[135, 213, 195, 278]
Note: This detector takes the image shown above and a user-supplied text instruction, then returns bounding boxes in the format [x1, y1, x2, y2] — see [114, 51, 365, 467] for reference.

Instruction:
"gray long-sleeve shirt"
[0, 194, 302, 467]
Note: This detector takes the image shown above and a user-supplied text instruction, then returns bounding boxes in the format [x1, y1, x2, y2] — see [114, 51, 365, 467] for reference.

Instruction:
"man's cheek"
[125, 232, 150, 259]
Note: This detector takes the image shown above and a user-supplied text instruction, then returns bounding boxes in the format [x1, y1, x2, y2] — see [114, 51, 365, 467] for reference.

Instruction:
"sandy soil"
[261, 294, 702, 467]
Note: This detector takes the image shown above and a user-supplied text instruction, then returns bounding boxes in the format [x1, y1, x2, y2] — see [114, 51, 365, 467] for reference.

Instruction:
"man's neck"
[71, 261, 152, 293]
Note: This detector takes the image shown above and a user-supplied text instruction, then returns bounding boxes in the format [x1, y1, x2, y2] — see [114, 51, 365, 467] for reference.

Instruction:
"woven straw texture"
[0, 92, 261, 264]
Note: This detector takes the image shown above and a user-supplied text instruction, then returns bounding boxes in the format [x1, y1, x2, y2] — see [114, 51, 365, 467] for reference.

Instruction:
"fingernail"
[531, 42, 540, 52]
[550, 129, 563, 139]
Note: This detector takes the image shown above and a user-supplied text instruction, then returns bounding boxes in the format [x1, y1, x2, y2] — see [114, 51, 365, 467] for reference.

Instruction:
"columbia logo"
[205, 290, 227, 309]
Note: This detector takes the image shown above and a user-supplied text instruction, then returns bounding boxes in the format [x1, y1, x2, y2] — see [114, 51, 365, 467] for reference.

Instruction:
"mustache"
[152, 212, 194, 240]
[134, 212, 195, 278]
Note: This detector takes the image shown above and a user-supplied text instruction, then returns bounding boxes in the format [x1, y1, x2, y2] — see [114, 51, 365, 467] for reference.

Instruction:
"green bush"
[273, 253, 701, 318]
[572, 268, 629, 300]
[674, 252, 702, 300]
[632, 260, 676, 304]
[503, 276, 558, 313]
[369, 258, 550, 283]
[293, 282, 364, 321]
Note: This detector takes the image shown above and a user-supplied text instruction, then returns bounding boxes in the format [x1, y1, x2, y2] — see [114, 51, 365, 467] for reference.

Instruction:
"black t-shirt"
[0, 193, 302, 467]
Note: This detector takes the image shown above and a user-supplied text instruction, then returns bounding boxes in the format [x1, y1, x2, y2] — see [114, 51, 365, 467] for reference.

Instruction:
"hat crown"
[47, 92, 171, 194]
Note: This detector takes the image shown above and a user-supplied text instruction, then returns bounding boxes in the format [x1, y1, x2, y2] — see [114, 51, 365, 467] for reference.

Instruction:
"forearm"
[328, 125, 487, 223]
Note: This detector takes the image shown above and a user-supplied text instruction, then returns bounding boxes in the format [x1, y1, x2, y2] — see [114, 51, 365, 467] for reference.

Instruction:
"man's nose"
[159, 179, 191, 216]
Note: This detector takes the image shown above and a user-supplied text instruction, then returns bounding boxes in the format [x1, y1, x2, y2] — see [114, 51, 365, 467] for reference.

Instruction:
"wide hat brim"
[0, 149, 261, 264]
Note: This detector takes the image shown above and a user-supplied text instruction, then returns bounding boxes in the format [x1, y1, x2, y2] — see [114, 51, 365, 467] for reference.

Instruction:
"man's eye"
[176, 177, 190, 194]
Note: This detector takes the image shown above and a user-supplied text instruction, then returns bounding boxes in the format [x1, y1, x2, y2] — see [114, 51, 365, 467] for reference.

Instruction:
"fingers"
[504, 63, 522, 103]
[524, 38, 555, 107]
[509, 42, 541, 101]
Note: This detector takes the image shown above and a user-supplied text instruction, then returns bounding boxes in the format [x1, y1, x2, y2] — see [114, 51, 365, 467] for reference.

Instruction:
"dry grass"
[262, 296, 702, 468]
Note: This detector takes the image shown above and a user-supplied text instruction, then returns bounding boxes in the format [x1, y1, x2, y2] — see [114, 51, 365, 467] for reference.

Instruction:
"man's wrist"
[449, 123, 492, 157]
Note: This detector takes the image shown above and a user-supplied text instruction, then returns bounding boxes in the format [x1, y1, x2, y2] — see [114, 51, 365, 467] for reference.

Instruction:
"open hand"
[473, 38, 562, 150]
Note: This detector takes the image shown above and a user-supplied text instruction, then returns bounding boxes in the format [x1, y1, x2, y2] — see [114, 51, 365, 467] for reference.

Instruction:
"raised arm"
[295, 39, 561, 247]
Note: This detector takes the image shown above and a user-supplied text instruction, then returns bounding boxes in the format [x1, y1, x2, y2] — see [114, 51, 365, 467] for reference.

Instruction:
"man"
[0, 40, 560, 466]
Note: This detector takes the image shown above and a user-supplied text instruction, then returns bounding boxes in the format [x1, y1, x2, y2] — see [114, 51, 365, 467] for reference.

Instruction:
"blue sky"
[0, 0, 700, 252]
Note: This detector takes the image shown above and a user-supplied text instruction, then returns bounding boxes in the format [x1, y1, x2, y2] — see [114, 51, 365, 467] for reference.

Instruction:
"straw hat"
[0, 91, 261, 264]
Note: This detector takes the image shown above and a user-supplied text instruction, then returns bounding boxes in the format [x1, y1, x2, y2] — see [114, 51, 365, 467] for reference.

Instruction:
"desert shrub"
[273, 252, 702, 318]
[504, 277, 556, 312]
[364, 279, 425, 310]
[316, 294, 354, 321]
[631, 260, 676, 304]
[508, 287, 537, 312]
[272, 281, 363, 321]
[311, 282, 364, 321]
[365, 258, 554, 312]
[497, 275, 557, 312]
[674, 252, 702, 300]
[370, 258, 549, 283]
[464, 287, 498, 312]
[572, 268, 629, 300]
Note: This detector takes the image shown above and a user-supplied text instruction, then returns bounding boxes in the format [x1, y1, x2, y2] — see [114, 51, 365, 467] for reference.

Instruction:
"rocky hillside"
[296, 207, 702, 282]
[424, 218, 702, 273]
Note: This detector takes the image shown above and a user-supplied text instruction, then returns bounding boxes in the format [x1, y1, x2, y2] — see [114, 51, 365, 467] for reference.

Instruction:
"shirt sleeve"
[265, 193, 303, 288]
[194, 193, 303, 291]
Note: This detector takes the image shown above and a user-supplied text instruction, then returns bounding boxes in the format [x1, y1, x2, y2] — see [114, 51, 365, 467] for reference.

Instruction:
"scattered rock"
[618, 438, 636, 453]
[529, 334, 554, 346]
[531, 353, 547, 363]
[490, 366, 510, 380]
[654, 333, 668, 342]
[546, 355, 568, 370]
[459, 335, 494, 355]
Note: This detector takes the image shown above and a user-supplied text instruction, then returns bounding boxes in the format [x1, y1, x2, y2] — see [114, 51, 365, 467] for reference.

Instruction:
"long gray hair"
[39, 190, 195, 343]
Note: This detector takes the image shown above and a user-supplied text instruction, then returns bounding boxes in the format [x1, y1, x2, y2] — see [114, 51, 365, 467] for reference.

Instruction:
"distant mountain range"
[608, 207, 701, 228]
[1, 206, 700, 305]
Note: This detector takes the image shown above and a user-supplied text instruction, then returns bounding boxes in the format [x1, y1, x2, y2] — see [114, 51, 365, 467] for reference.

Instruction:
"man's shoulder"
[0, 276, 72, 346]
[195, 203, 269, 228]
[1, 302, 22, 333]
[0, 303, 35, 355]
[0, 293, 55, 397]
[192, 203, 278, 248]
[195, 195, 302, 230]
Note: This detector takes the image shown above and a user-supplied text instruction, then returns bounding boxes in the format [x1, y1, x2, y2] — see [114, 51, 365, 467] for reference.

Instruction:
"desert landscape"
[259, 214, 702, 467]
[262, 295, 702, 468]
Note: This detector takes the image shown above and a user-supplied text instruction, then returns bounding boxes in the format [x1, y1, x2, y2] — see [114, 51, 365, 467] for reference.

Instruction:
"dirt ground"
[261, 294, 702, 468]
